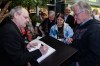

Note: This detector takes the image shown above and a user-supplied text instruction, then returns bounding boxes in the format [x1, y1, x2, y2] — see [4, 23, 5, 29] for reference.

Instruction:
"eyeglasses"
[16, 12, 30, 20]
[21, 15, 30, 20]
[20, 14, 32, 23]
[74, 10, 85, 17]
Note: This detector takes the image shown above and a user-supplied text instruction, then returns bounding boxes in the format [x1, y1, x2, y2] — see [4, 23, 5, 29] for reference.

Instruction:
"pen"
[41, 44, 44, 46]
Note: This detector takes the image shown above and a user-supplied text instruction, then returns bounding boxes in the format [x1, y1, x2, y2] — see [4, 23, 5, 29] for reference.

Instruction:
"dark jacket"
[71, 19, 100, 66]
[65, 15, 75, 29]
[0, 17, 42, 66]
[39, 18, 56, 36]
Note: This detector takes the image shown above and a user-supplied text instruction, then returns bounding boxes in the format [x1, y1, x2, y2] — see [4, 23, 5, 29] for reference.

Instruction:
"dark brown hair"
[56, 13, 64, 19]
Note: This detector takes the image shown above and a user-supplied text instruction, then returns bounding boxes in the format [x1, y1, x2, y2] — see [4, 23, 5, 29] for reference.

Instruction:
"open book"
[28, 38, 56, 63]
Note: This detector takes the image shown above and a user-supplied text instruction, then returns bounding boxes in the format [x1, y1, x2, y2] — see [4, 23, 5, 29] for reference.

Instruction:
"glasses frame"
[74, 10, 85, 17]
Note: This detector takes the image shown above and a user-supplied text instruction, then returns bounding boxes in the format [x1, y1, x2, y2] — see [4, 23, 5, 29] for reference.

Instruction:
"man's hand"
[39, 45, 48, 55]
[67, 38, 73, 44]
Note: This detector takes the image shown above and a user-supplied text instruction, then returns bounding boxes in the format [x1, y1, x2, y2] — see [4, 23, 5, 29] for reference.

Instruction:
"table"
[39, 36, 78, 66]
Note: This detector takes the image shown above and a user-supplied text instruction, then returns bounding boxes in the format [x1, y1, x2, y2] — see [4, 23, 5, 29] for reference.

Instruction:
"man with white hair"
[0, 6, 48, 66]
[39, 10, 56, 37]
[67, 1, 100, 66]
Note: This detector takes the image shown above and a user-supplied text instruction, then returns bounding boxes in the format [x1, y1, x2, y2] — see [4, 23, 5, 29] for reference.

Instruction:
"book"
[28, 38, 56, 63]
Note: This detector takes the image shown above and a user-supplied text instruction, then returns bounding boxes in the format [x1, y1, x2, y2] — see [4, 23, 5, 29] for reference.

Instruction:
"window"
[89, 0, 97, 2]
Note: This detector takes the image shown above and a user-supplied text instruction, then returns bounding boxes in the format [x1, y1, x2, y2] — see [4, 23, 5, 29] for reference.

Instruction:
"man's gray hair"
[72, 1, 92, 15]
[9, 6, 24, 18]
[49, 10, 55, 17]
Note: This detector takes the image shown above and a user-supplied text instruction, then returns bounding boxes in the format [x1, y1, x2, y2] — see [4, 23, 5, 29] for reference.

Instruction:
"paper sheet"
[28, 39, 56, 63]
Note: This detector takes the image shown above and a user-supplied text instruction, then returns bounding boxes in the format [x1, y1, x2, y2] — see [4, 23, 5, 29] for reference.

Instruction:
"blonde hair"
[92, 9, 99, 15]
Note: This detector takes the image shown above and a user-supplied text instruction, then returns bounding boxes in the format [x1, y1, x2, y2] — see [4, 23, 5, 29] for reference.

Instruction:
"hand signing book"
[26, 42, 48, 55]
[39, 45, 48, 55]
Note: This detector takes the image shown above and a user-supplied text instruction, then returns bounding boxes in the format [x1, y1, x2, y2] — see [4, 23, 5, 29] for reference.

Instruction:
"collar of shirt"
[64, 15, 69, 21]
[80, 17, 93, 26]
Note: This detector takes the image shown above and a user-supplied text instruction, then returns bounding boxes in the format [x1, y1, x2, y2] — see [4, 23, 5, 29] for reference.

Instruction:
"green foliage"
[31, 14, 42, 23]
[10, 0, 50, 8]
[0, 0, 50, 22]
[1, 0, 50, 9]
